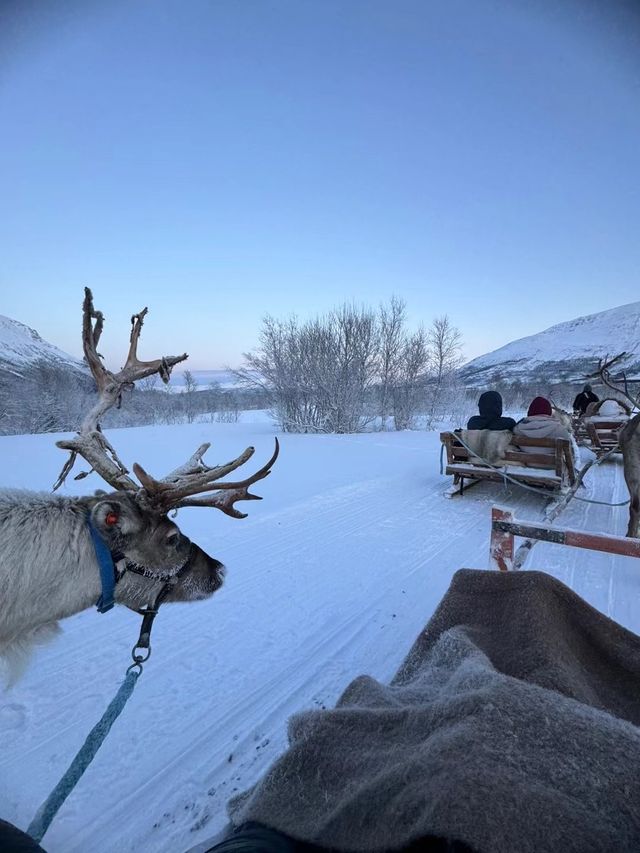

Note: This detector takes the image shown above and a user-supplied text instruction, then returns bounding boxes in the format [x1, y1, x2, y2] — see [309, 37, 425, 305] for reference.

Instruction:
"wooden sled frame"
[584, 419, 626, 457]
[440, 432, 576, 497]
[571, 413, 590, 445]
[490, 506, 640, 572]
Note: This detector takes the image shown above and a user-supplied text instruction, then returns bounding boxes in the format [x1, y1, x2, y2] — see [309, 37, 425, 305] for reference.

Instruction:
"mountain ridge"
[460, 301, 640, 386]
[0, 314, 84, 376]
[2, 302, 639, 391]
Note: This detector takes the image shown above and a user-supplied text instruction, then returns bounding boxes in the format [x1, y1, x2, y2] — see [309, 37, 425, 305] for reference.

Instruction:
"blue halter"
[86, 517, 117, 613]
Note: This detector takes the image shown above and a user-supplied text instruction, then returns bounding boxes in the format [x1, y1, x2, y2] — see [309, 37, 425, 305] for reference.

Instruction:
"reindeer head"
[549, 400, 573, 432]
[86, 492, 223, 608]
[53, 288, 279, 609]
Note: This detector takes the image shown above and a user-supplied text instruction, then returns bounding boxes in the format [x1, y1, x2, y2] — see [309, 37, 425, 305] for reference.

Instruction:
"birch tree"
[428, 315, 463, 385]
[378, 296, 406, 430]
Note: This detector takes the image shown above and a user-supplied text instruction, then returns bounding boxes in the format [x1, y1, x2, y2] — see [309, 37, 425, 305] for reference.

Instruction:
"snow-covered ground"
[1, 419, 637, 852]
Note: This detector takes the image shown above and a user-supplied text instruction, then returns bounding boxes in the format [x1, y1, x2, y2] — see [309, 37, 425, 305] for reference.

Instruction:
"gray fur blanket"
[228, 569, 640, 852]
[458, 429, 513, 464]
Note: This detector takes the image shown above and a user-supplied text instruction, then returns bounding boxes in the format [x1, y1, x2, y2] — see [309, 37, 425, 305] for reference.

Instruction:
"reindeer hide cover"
[459, 428, 513, 464]
[228, 569, 640, 853]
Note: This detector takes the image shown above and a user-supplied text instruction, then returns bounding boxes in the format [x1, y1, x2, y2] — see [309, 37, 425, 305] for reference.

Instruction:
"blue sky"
[1, 0, 639, 370]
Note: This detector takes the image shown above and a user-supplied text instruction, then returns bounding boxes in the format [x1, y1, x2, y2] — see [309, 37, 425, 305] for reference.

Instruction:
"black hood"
[477, 391, 503, 419]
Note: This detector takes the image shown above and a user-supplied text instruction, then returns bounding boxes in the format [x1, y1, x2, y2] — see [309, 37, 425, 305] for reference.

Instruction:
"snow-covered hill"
[460, 302, 640, 386]
[0, 315, 83, 376]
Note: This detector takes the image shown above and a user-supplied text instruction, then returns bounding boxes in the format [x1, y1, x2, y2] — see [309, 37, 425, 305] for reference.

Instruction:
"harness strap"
[86, 517, 117, 613]
[87, 517, 195, 615]
[132, 546, 196, 650]
[135, 607, 159, 650]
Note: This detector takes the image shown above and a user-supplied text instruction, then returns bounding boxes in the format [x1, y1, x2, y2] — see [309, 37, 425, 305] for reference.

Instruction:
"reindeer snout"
[191, 544, 225, 594]
[209, 556, 225, 591]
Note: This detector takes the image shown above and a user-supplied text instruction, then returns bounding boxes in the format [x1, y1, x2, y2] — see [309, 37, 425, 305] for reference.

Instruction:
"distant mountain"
[0, 315, 251, 393]
[0, 314, 84, 377]
[460, 302, 640, 387]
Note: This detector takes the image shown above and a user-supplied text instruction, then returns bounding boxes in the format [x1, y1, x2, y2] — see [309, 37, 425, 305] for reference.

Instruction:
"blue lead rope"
[86, 517, 117, 613]
[26, 520, 153, 843]
[27, 668, 141, 843]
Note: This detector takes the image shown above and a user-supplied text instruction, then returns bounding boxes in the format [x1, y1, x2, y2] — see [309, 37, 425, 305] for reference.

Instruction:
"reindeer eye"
[166, 533, 180, 547]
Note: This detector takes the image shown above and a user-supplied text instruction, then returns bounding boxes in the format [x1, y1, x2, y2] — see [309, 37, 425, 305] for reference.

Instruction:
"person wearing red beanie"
[527, 396, 553, 417]
[514, 396, 573, 456]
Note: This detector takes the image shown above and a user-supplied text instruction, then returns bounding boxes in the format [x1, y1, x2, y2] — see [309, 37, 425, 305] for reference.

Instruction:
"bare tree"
[237, 305, 379, 433]
[216, 391, 241, 423]
[327, 304, 379, 433]
[182, 369, 199, 423]
[236, 301, 465, 434]
[377, 296, 406, 430]
[424, 315, 464, 427]
[392, 326, 430, 430]
[428, 315, 463, 386]
[6, 360, 93, 435]
[138, 374, 160, 392]
[205, 380, 223, 422]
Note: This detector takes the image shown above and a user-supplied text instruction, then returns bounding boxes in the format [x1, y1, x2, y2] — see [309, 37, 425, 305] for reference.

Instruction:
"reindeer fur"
[620, 413, 640, 538]
[459, 430, 513, 465]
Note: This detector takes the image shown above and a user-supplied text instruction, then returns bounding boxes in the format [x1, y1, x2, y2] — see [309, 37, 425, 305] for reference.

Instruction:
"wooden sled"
[440, 432, 576, 497]
[584, 419, 626, 457]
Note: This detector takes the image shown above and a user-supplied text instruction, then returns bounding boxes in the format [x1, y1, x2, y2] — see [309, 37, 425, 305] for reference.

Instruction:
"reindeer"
[549, 400, 573, 433]
[0, 289, 278, 681]
[591, 353, 640, 537]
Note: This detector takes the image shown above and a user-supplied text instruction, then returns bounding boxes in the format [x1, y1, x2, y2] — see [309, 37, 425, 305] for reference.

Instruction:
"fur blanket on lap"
[228, 569, 640, 853]
[458, 429, 513, 464]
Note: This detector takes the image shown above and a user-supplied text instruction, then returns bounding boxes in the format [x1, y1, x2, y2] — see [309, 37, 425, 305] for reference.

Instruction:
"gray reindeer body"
[0, 488, 224, 682]
[620, 412, 640, 537]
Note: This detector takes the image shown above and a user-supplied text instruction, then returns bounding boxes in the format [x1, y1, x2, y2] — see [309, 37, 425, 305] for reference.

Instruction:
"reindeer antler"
[132, 438, 280, 518]
[588, 352, 640, 412]
[53, 288, 188, 491]
[53, 289, 280, 520]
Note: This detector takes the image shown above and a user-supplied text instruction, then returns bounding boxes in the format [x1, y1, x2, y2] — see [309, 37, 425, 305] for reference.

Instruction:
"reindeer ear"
[91, 498, 143, 538]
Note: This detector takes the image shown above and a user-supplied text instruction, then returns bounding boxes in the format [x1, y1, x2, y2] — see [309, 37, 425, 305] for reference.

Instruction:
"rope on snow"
[27, 668, 141, 843]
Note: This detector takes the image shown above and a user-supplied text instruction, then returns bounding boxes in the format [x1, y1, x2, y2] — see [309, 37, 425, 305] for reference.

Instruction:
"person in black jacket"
[573, 383, 599, 415]
[466, 390, 516, 431]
